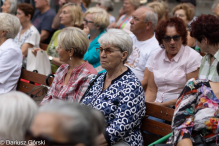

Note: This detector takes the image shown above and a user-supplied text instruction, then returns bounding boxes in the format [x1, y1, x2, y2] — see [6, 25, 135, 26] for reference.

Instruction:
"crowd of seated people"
[1, 0, 219, 146]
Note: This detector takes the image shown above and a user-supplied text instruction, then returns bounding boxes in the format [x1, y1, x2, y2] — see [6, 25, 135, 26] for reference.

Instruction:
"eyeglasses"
[83, 18, 94, 25]
[26, 130, 78, 146]
[96, 47, 121, 54]
[163, 35, 181, 43]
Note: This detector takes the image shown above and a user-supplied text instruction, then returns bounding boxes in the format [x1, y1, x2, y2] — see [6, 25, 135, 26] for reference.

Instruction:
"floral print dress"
[168, 78, 219, 145]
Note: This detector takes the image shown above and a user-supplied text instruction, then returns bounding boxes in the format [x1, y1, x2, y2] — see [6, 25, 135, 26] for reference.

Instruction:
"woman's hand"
[96, 134, 108, 146]
[32, 48, 42, 57]
[83, 26, 90, 36]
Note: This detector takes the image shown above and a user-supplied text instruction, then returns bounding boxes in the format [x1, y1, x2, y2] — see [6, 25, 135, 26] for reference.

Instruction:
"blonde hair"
[85, 7, 110, 31]
[57, 27, 89, 58]
[62, 3, 83, 27]
[173, 3, 195, 21]
[147, 2, 165, 21]
[129, 0, 140, 10]
[0, 13, 20, 39]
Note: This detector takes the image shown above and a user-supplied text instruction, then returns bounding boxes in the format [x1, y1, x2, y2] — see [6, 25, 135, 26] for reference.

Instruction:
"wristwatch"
[49, 56, 53, 61]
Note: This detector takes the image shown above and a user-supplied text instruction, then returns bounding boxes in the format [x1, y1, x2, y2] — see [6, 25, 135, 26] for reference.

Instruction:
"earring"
[70, 56, 72, 60]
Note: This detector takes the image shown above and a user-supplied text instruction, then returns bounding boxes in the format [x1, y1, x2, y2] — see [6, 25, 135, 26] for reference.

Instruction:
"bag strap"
[80, 73, 102, 103]
[28, 85, 48, 98]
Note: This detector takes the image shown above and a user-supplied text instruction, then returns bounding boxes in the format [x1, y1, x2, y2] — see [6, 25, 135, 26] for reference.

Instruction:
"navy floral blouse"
[81, 68, 146, 146]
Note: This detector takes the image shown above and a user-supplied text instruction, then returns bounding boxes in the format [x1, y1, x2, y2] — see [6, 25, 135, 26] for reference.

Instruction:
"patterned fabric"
[199, 50, 219, 82]
[81, 68, 146, 146]
[116, 15, 132, 34]
[40, 62, 97, 105]
[168, 78, 219, 145]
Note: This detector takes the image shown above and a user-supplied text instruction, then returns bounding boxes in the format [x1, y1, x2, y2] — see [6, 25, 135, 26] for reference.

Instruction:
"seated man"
[29, 101, 104, 146]
[126, 6, 161, 90]
[31, 0, 55, 44]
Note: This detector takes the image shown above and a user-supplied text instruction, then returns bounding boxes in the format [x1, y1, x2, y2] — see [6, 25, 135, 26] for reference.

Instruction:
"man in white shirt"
[126, 6, 161, 90]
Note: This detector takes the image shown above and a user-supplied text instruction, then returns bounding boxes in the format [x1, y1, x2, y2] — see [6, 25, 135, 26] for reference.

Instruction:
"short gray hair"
[212, 0, 219, 10]
[9, 0, 17, 15]
[39, 101, 105, 146]
[57, 27, 89, 58]
[143, 6, 158, 29]
[98, 29, 133, 63]
[0, 91, 37, 141]
[0, 13, 20, 39]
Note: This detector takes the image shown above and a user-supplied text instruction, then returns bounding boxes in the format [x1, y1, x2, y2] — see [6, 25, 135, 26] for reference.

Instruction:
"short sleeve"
[145, 48, 160, 69]
[146, 51, 156, 72]
[24, 28, 40, 47]
[186, 48, 202, 74]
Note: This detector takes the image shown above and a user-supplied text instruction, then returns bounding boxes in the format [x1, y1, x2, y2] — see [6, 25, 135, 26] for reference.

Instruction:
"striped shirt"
[40, 62, 97, 105]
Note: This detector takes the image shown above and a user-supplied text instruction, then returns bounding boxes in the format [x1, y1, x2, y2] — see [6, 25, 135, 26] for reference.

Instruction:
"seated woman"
[167, 68, 219, 145]
[0, 91, 37, 141]
[14, 3, 40, 69]
[190, 14, 219, 82]
[1, 0, 17, 15]
[81, 29, 146, 146]
[173, 3, 196, 48]
[0, 13, 22, 94]
[40, 27, 97, 105]
[145, 17, 201, 107]
[33, 3, 83, 73]
[108, 0, 140, 34]
[83, 7, 109, 73]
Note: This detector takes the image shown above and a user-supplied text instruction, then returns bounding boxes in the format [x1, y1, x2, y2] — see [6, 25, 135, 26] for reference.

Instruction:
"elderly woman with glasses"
[81, 29, 146, 146]
[83, 7, 109, 73]
[40, 27, 97, 105]
[145, 17, 201, 107]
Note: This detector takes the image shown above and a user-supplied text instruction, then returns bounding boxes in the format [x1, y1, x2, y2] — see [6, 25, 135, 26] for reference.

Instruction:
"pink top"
[147, 45, 201, 103]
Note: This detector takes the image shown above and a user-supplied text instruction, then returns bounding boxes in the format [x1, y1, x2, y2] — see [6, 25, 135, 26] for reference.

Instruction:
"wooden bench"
[141, 102, 174, 146]
[17, 68, 54, 104]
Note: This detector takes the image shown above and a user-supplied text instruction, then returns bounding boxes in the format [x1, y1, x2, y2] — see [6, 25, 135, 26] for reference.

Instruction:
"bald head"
[138, 6, 158, 28]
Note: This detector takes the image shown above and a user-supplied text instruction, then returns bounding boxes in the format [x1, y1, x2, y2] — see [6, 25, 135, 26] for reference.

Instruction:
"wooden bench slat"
[145, 102, 174, 122]
[141, 118, 172, 136]
[20, 68, 53, 86]
[17, 81, 38, 94]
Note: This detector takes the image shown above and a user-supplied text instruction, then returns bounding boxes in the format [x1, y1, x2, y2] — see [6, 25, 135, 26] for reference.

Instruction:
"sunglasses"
[163, 35, 181, 43]
[26, 130, 77, 146]
[96, 47, 121, 55]
[83, 18, 94, 25]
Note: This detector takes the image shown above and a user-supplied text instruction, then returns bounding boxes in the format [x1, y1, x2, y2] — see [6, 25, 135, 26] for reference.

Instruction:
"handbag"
[28, 85, 49, 105]
[26, 48, 51, 76]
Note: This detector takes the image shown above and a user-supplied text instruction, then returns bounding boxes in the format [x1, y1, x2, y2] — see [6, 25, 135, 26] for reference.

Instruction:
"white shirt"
[14, 25, 40, 68]
[126, 34, 161, 81]
[147, 45, 201, 102]
[0, 39, 23, 94]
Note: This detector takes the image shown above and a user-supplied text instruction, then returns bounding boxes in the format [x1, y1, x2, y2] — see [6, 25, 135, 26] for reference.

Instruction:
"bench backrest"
[17, 68, 54, 94]
[141, 102, 174, 146]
